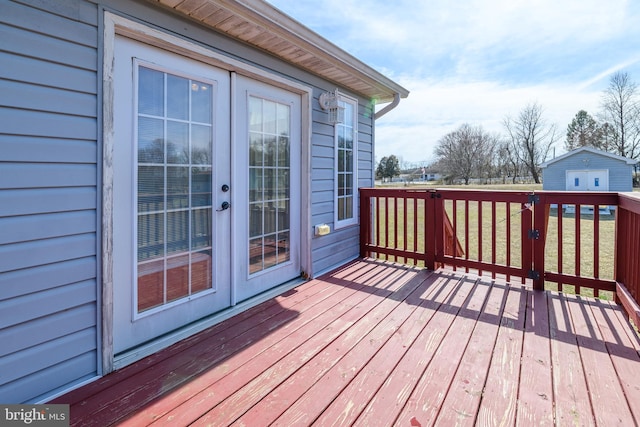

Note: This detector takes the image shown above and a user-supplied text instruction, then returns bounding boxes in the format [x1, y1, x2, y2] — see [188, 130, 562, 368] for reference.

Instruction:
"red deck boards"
[434, 281, 509, 426]
[52, 259, 640, 427]
[565, 294, 635, 425]
[515, 288, 554, 426]
[548, 292, 594, 426]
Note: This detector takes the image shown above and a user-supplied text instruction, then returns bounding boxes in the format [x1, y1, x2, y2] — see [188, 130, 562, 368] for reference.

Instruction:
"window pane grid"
[248, 96, 291, 275]
[136, 65, 213, 313]
[336, 98, 356, 223]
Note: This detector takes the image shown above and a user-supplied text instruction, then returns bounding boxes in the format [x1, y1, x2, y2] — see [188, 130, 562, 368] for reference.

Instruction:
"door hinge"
[528, 229, 540, 239]
[528, 269, 540, 280]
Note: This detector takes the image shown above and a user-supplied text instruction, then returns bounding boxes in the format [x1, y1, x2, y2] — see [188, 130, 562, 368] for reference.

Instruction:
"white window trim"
[334, 93, 358, 229]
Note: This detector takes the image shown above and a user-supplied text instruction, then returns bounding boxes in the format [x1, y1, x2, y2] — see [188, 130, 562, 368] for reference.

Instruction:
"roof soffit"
[150, 0, 409, 102]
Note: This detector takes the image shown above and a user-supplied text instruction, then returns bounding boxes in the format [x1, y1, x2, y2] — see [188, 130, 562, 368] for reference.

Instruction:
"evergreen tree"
[565, 110, 602, 150]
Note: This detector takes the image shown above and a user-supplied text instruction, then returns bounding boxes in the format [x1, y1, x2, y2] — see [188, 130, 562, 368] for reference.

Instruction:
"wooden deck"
[54, 259, 640, 426]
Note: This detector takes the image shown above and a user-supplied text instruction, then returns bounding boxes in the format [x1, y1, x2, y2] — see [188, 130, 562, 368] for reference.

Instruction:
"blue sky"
[267, 0, 640, 167]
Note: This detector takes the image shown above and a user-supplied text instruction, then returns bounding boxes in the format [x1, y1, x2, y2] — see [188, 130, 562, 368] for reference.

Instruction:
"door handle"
[217, 201, 230, 211]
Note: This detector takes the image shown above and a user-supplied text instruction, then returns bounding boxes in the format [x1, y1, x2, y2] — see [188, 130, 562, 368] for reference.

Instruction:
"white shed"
[541, 147, 636, 192]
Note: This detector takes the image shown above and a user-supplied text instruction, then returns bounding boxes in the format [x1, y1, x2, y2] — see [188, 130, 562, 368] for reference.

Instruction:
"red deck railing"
[616, 193, 640, 326]
[360, 188, 640, 322]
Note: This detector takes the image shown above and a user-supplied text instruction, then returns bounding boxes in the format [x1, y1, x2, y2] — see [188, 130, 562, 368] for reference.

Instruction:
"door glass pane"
[191, 249, 212, 293]
[192, 124, 212, 164]
[264, 136, 277, 166]
[137, 259, 163, 311]
[136, 65, 214, 313]
[167, 121, 189, 164]
[166, 210, 189, 254]
[166, 254, 189, 302]
[192, 208, 212, 249]
[191, 167, 212, 207]
[138, 117, 164, 163]
[248, 96, 291, 274]
[250, 203, 263, 237]
[192, 83, 212, 124]
[138, 166, 164, 212]
[167, 166, 189, 209]
[167, 75, 189, 120]
[138, 67, 164, 116]
[263, 100, 277, 134]
[278, 136, 289, 167]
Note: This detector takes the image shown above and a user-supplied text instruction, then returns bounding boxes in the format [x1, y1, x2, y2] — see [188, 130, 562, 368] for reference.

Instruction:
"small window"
[574, 177, 580, 187]
[335, 94, 358, 228]
[594, 177, 600, 187]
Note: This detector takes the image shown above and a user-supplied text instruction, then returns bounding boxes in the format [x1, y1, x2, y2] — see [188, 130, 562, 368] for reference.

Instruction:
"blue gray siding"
[310, 97, 374, 274]
[0, 0, 376, 402]
[0, 0, 100, 403]
[542, 151, 633, 191]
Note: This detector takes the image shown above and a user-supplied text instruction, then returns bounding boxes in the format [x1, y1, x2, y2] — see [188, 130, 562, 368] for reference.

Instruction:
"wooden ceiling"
[151, 0, 409, 103]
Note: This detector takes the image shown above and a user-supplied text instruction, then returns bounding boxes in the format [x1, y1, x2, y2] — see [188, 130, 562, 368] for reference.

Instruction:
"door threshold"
[113, 276, 306, 370]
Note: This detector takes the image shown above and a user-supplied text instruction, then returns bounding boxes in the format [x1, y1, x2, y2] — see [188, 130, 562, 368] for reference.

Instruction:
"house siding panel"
[0, 52, 97, 94]
[0, 211, 96, 245]
[310, 100, 374, 274]
[0, 0, 99, 403]
[0, 135, 97, 164]
[0, 304, 96, 357]
[0, 188, 97, 217]
[1, 329, 96, 385]
[1, 80, 96, 117]
[0, 258, 96, 301]
[1, 353, 97, 404]
[0, 24, 97, 71]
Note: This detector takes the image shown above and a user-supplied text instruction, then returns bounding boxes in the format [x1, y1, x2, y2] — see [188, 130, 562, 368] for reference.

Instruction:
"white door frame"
[102, 12, 312, 373]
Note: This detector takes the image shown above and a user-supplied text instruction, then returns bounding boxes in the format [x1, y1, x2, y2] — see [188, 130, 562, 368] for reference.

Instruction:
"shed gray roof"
[151, 0, 409, 103]
[540, 146, 637, 168]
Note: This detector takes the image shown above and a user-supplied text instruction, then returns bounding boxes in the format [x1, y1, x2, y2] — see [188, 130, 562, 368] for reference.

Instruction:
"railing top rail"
[533, 191, 619, 205]
[361, 188, 623, 206]
[619, 192, 640, 215]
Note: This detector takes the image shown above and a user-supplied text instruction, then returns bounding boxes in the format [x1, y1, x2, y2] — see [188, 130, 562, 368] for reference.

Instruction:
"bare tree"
[435, 123, 496, 185]
[599, 71, 640, 161]
[503, 102, 558, 184]
[496, 138, 523, 184]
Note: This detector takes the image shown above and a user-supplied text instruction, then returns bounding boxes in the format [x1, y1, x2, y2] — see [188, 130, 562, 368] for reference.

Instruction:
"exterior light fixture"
[319, 89, 345, 124]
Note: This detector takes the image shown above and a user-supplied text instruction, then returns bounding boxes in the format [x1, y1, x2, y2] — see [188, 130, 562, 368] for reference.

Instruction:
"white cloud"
[267, 0, 640, 165]
[375, 76, 603, 165]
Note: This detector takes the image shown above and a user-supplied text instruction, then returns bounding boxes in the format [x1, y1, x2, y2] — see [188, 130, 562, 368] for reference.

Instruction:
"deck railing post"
[424, 190, 437, 270]
[432, 191, 444, 267]
[532, 192, 547, 291]
[359, 189, 372, 258]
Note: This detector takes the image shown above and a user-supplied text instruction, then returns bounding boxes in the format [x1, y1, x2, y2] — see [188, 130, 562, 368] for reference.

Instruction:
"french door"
[112, 37, 301, 354]
[233, 76, 301, 302]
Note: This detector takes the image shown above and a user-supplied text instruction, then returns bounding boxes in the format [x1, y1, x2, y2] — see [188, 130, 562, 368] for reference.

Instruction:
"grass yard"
[372, 183, 617, 299]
